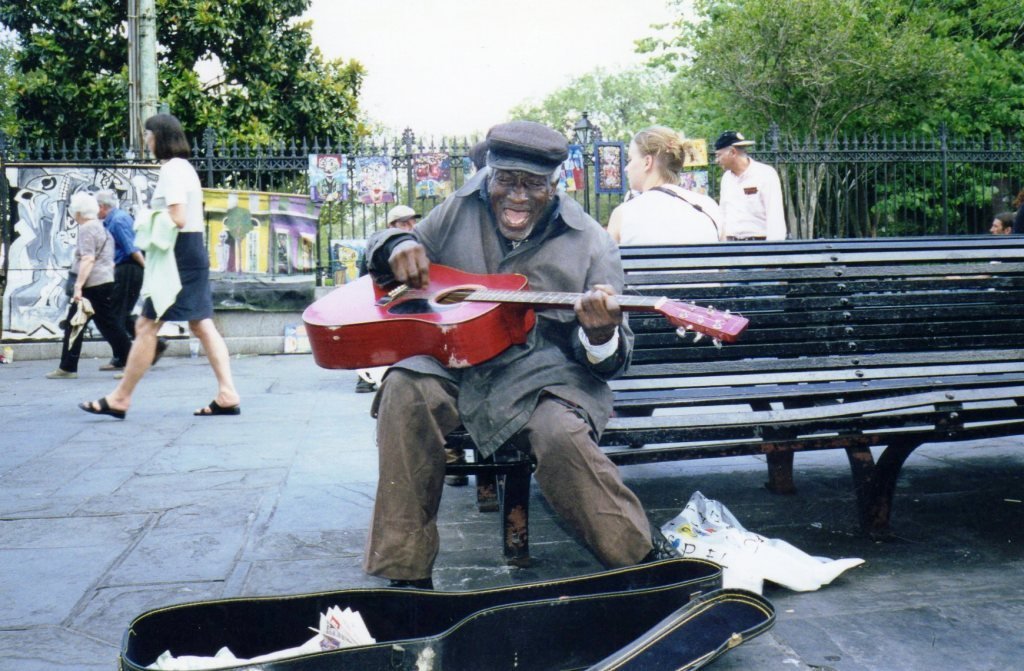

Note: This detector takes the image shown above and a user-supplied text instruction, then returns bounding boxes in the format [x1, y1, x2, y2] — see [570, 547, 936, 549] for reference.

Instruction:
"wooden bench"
[446, 235, 1024, 566]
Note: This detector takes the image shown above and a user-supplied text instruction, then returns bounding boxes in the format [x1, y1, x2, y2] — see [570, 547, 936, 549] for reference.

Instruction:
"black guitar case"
[120, 558, 774, 670]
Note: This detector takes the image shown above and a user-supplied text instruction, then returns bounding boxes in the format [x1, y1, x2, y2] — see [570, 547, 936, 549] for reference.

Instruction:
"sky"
[301, 0, 676, 139]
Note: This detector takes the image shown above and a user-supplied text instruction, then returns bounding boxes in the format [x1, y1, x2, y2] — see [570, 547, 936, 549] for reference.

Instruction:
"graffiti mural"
[204, 189, 321, 275]
[2, 165, 158, 337]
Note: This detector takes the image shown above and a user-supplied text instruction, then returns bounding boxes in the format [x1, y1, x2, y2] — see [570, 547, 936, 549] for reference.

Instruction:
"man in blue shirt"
[96, 190, 167, 369]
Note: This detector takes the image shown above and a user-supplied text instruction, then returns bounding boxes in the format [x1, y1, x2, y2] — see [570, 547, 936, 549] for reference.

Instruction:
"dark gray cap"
[486, 121, 568, 175]
[714, 130, 755, 151]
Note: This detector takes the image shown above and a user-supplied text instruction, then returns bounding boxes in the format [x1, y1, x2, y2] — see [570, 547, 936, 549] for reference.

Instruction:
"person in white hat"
[385, 204, 420, 231]
[714, 130, 786, 241]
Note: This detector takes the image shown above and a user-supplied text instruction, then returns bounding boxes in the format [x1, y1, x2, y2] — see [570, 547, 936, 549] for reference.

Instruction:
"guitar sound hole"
[435, 284, 484, 305]
[387, 299, 436, 315]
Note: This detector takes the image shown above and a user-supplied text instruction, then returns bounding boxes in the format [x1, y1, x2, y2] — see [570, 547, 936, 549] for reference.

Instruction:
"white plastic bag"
[660, 491, 864, 594]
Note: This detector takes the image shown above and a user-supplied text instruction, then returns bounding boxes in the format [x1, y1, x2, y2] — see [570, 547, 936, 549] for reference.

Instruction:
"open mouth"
[503, 209, 531, 227]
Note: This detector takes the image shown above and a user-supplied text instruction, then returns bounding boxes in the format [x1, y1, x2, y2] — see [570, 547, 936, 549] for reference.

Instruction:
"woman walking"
[79, 113, 240, 419]
[46, 192, 133, 379]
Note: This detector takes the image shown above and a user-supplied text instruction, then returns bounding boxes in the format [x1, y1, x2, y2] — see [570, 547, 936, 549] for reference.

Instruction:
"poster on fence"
[330, 238, 367, 284]
[679, 170, 710, 195]
[204, 189, 321, 275]
[271, 194, 320, 273]
[595, 142, 626, 194]
[308, 154, 349, 203]
[414, 152, 452, 199]
[354, 156, 396, 205]
[205, 190, 267, 273]
[560, 144, 584, 192]
[682, 139, 709, 168]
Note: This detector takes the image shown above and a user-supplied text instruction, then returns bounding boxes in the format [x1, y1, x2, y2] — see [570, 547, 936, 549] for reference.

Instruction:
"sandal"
[79, 397, 127, 420]
[194, 400, 241, 416]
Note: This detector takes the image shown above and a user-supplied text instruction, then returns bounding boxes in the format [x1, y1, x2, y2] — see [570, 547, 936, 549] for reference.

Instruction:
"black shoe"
[444, 474, 469, 487]
[152, 337, 169, 365]
[640, 526, 681, 564]
[388, 577, 434, 590]
[355, 378, 377, 393]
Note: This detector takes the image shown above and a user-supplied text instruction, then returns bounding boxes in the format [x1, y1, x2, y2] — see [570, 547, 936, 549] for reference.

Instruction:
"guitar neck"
[462, 287, 749, 342]
[465, 289, 665, 313]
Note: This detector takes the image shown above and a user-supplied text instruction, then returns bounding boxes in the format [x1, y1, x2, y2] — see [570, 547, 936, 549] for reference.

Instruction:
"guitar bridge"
[376, 283, 410, 307]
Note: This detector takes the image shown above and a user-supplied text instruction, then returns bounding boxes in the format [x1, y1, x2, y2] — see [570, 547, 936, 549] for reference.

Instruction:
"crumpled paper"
[660, 491, 864, 594]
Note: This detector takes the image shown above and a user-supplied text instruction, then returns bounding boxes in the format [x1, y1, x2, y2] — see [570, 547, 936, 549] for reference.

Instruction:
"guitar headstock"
[654, 299, 749, 343]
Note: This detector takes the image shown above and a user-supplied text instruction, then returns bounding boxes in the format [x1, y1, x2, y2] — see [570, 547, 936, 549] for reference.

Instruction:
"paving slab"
[2, 353, 1024, 670]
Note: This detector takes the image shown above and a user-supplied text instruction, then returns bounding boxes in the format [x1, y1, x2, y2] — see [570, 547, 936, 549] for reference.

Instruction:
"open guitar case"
[120, 558, 775, 671]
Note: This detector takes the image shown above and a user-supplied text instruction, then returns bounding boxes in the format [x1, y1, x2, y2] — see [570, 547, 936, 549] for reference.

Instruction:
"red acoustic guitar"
[303, 264, 748, 370]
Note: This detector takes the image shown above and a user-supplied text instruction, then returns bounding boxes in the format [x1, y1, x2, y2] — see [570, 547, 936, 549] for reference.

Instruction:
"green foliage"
[651, 0, 961, 139]
[508, 67, 671, 142]
[0, 29, 18, 136]
[0, 0, 365, 145]
[914, 0, 1024, 136]
[639, 0, 1024, 139]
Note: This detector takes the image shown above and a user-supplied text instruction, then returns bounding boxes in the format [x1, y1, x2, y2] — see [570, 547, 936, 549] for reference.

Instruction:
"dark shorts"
[142, 231, 214, 322]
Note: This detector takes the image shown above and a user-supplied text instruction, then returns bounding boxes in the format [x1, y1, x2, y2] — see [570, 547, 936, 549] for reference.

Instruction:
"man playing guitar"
[362, 121, 672, 589]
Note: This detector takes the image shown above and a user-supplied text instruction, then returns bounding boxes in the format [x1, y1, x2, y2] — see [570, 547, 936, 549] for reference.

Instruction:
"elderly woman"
[79, 113, 240, 419]
[607, 126, 723, 245]
[46, 192, 133, 379]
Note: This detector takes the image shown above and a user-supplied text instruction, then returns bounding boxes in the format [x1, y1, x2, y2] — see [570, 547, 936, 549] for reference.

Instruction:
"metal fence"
[753, 124, 1024, 238]
[3, 125, 1024, 248]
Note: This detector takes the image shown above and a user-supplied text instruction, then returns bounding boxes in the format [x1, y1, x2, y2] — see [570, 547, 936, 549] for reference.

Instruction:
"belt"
[726, 235, 767, 241]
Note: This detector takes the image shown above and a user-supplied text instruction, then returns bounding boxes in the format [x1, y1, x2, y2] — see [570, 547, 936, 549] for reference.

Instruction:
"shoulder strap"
[648, 186, 720, 238]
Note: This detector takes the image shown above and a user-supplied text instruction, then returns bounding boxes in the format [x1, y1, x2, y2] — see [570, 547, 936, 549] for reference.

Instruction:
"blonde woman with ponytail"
[608, 126, 723, 245]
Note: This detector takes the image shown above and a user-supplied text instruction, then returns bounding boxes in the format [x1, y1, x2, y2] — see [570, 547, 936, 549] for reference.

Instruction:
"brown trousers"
[364, 369, 653, 581]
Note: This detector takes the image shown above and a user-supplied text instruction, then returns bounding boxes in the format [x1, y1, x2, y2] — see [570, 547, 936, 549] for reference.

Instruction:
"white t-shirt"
[719, 158, 786, 240]
[616, 186, 721, 245]
[151, 158, 205, 233]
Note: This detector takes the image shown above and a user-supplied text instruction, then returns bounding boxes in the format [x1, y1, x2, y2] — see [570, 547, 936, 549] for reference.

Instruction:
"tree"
[645, 0, 960, 138]
[916, 0, 1024, 136]
[0, 0, 365, 145]
[0, 29, 18, 137]
[641, 0, 963, 238]
[508, 67, 671, 142]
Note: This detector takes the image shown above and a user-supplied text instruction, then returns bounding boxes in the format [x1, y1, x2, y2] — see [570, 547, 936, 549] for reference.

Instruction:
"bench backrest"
[619, 236, 1024, 376]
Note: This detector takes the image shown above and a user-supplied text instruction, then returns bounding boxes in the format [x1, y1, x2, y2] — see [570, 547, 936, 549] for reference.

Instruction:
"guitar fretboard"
[466, 289, 664, 312]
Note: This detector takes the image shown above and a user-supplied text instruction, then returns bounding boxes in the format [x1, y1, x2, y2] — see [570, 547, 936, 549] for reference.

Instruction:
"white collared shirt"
[719, 159, 786, 240]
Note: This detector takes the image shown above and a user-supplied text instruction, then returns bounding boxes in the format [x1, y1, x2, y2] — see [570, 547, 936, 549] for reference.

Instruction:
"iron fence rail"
[2, 126, 1023, 244]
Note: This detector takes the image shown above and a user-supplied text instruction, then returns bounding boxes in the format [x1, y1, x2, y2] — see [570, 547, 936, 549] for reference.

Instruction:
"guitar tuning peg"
[713, 338, 723, 349]
[724, 310, 732, 316]
[707, 305, 716, 313]
[675, 327, 689, 340]
[692, 332, 705, 343]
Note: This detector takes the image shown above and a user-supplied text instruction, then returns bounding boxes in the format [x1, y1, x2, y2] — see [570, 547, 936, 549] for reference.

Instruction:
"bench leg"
[498, 461, 532, 567]
[846, 441, 920, 537]
[764, 451, 797, 494]
[476, 470, 499, 513]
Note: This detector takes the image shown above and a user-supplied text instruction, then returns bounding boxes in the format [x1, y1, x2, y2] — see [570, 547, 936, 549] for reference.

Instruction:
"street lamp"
[573, 113, 595, 214]
[573, 112, 595, 147]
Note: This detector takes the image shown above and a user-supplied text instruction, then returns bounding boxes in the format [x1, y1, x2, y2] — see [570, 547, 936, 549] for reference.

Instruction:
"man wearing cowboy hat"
[714, 130, 786, 241]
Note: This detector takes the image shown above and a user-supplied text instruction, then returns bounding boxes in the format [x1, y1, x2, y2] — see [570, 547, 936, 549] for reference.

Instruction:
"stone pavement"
[1, 352, 1023, 670]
